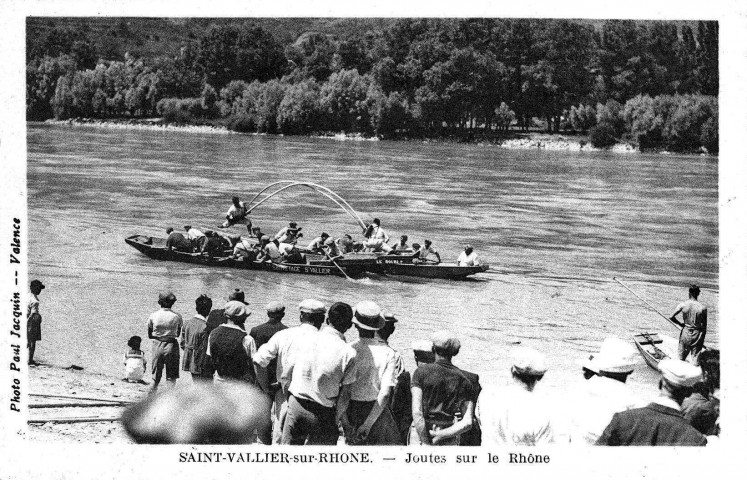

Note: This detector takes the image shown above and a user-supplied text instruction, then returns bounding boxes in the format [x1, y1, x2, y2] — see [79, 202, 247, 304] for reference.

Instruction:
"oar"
[613, 277, 682, 330]
[327, 253, 353, 281]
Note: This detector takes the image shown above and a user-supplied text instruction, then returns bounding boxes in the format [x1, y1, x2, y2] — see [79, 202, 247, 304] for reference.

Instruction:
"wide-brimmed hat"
[353, 301, 385, 330]
[299, 299, 326, 314]
[224, 301, 250, 322]
[511, 346, 547, 376]
[30, 279, 45, 290]
[581, 337, 637, 374]
[228, 289, 248, 305]
[659, 359, 702, 388]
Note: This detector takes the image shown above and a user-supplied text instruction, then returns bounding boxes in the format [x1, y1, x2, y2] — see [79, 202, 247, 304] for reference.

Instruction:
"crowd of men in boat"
[117, 285, 719, 446]
[162, 197, 480, 267]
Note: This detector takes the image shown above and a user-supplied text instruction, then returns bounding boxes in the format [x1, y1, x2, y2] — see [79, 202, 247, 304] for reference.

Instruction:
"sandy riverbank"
[42, 118, 641, 152]
[27, 363, 155, 443]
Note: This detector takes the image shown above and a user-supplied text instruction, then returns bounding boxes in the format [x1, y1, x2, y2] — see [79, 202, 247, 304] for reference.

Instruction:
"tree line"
[26, 19, 719, 152]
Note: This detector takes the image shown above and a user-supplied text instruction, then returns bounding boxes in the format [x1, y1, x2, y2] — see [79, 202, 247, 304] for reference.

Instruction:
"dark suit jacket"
[597, 402, 707, 446]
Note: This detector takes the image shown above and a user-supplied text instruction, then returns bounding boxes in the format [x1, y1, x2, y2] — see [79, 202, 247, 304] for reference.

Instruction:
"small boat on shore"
[632, 332, 677, 371]
[125, 235, 489, 280]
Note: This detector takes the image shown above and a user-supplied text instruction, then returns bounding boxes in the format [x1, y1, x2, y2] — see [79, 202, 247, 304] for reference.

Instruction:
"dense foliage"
[27, 18, 719, 152]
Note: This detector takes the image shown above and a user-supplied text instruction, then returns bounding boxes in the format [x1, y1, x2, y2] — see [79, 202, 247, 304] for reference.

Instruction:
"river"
[27, 123, 719, 400]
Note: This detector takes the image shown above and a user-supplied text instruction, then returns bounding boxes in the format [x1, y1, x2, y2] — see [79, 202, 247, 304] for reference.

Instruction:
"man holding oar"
[669, 285, 708, 364]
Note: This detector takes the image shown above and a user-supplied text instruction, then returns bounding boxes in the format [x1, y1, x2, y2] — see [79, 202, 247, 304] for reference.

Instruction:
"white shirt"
[186, 228, 205, 240]
[457, 251, 480, 266]
[566, 375, 643, 444]
[124, 351, 146, 382]
[288, 326, 358, 407]
[226, 201, 246, 219]
[348, 337, 398, 402]
[419, 245, 438, 260]
[253, 323, 319, 391]
[483, 383, 555, 446]
[147, 308, 183, 340]
[27, 292, 40, 318]
[371, 226, 389, 243]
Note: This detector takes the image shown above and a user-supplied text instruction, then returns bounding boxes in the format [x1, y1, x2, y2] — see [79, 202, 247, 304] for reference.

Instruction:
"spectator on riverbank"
[378, 312, 412, 445]
[253, 299, 327, 444]
[483, 347, 553, 446]
[670, 284, 708, 365]
[596, 358, 707, 446]
[682, 349, 720, 436]
[250, 301, 289, 444]
[410, 331, 474, 445]
[206, 300, 256, 383]
[282, 300, 356, 445]
[341, 301, 400, 445]
[569, 337, 641, 444]
[180, 294, 212, 381]
[27, 279, 45, 366]
[123, 336, 147, 383]
[147, 292, 183, 390]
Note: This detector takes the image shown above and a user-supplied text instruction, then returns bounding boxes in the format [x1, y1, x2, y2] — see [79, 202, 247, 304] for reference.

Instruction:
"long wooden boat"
[126, 235, 489, 280]
[125, 235, 368, 278]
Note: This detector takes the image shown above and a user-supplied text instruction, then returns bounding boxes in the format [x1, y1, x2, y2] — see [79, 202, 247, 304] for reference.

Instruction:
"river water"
[27, 123, 718, 401]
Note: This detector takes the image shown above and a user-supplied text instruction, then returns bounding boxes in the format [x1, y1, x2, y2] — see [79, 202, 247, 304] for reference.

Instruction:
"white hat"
[299, 299, 326, 314]
[353, 301, 385, 330]
[224, 301, 250, 321]
[659, 359, 703, 388]
[412, 340, 433, 353]
[582, 337, 638, 374]
[511, 347, 548, 376]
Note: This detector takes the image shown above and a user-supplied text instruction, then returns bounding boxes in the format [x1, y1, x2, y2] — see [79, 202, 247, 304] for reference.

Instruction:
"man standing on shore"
[206, 300, 256, 383]
[147, 292, 183, 390]
[250, 302, 289, 444]
[377, 312, 412, 445]
[670, 285, 708, 364]
[27, 279, 45, 366]
[180, 294, 212, 381]
[339, 301, 400, 445]
[596, 359, 707, 446]
[253, 300, 327, 443]
[282, 301, 357, 445]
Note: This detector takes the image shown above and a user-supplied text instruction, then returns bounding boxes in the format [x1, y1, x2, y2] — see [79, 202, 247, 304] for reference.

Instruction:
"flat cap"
[511, 347, 548, 376]
[224, 300, 250, 321]
[266, 301, 285, 314]
[659, 359, 702, 388]
[431, 331, 461, 356]
[353, 301, 385, 330]
[299, 299, 326, 314]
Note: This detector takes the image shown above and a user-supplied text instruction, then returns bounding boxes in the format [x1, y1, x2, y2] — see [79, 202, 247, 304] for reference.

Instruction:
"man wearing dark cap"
[282, 300, 358, 445]
[250, 301, 289, 444]
[411, 331, 474, 445]
[670, 285, 708, 364]
[180, 295, 212, 381]
[597, 359, 707, 446]
[147, 292, 183, 390]
[377, 312, 412, 445]
[340, 301, 401, 445]
[254, 300, 327, 444]
[27, 279, 45, 365]
[206, 300, 257, 383]
[275, 222, 302, 247]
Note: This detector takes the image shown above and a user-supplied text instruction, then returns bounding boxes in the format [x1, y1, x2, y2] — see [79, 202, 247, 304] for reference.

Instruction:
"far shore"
[38, 118, 652, 154]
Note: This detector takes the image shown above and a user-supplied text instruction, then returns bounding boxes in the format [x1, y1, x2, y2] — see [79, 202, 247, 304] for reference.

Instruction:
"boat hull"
[126, 235, 490, 280]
